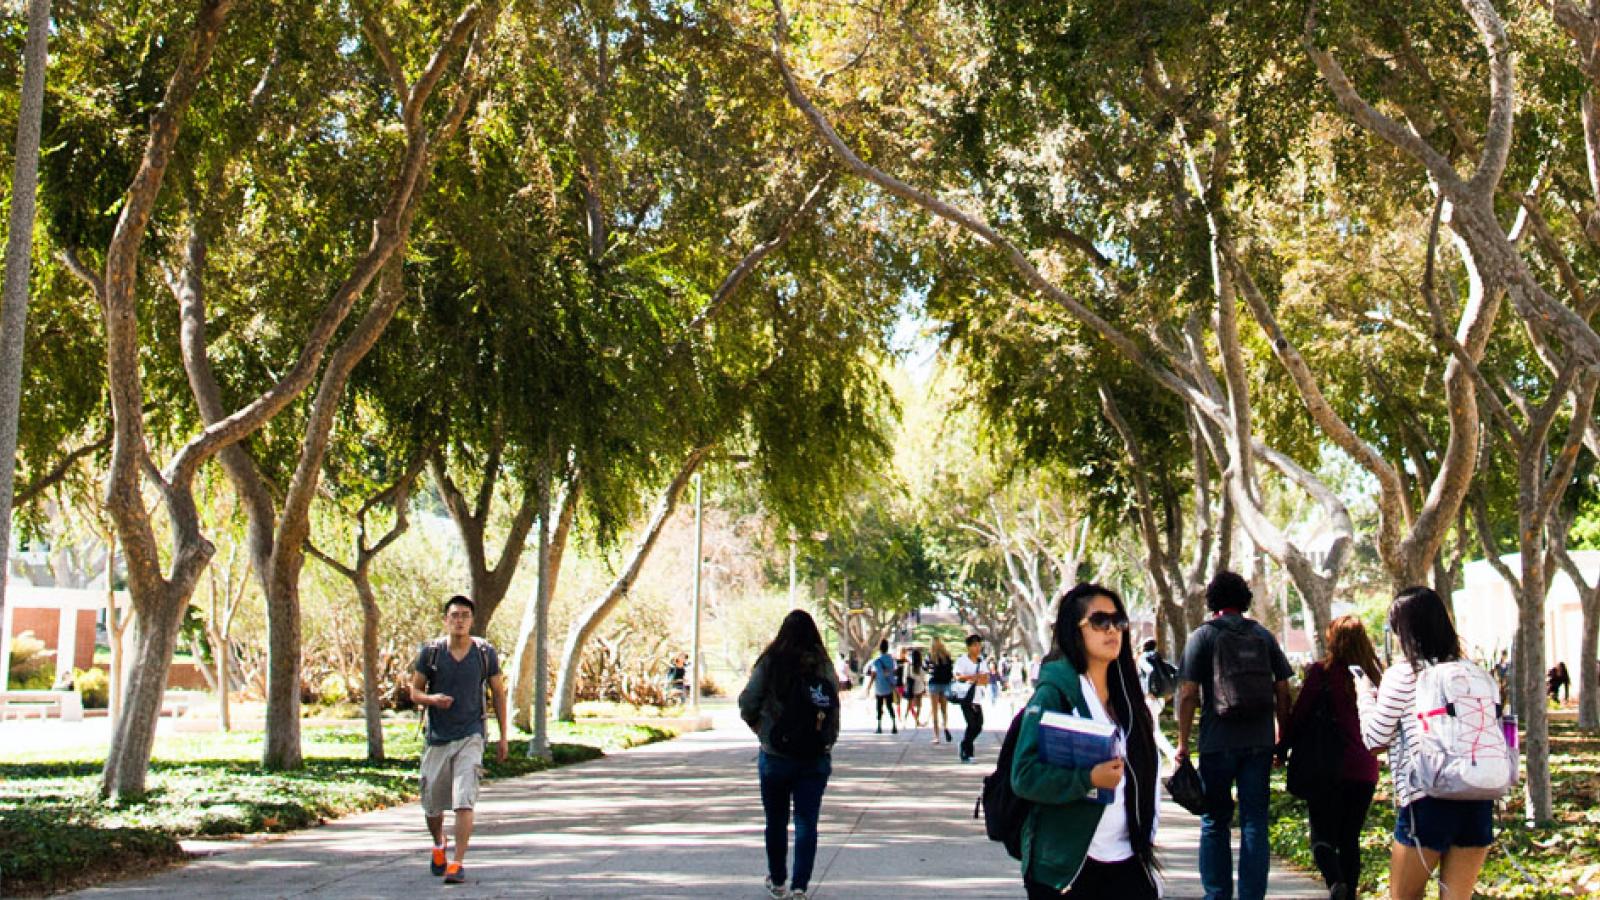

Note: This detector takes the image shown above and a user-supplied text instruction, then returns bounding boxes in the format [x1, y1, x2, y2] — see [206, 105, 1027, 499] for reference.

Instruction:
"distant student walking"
[870, 639, 899, 734]
[903, 647, 928, 727]
[1011, 583, 1161, 898]
[927, 637, 955, 744]
[1285, 616, 1382, 900]
[1359, 587, 1510, 900]
[1175, 571, 1294, 900]
[409, 595, 510, 885]
[953, 634, 993, 762]
[739, 610, 841, 900]
[1136, 638, 1179, 760]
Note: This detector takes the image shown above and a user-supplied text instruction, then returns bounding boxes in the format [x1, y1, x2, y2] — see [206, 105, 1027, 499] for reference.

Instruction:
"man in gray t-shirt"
[409, 595, 508, 884]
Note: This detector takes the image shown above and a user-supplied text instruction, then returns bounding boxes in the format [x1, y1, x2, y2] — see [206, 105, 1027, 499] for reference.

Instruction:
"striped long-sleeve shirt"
[1359, 659, 1423, 807]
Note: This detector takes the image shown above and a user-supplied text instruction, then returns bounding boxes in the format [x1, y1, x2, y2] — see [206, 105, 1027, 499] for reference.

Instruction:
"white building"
[1453, 550, 1597, 698]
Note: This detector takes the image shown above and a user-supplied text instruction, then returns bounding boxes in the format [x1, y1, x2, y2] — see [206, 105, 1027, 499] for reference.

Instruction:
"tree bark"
[97, 0, 236, 802]
[0, 0, 52, 637]
[430, 440, 540, 635]
[553, 446, 712, 721]
[511, 475, 578, 732]
[528, 468, 553, 759]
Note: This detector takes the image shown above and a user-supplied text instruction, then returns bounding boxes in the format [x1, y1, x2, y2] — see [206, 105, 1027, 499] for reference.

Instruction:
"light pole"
[690, 471, 704, 712]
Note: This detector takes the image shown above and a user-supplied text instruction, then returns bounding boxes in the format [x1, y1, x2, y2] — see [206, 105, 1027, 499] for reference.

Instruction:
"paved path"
[72, 700, 1327, 898]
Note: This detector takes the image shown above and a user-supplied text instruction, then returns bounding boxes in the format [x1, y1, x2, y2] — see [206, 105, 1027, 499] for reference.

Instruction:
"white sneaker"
[764, 876, 789, 898]
[790, 892, 809, 900]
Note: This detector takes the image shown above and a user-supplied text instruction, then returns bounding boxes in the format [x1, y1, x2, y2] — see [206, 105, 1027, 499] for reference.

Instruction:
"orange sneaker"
[443, 862, 465, 884]
[430, 844, 447, 876]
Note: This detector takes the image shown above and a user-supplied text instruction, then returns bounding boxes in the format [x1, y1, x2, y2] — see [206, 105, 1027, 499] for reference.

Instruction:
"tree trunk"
[528, 471, 552, 760]
[357, 570, 383, 761]
[101, 590, 186, 801]
[1580, 585, 1600, 731]
[213, 625, 230, 732]
[553, 447, 711, 721]
[0, 0, 51, 635]
[1516, 564, 1552, 824]
[263, 557, 304, 769]
[512, 476, 578, 732]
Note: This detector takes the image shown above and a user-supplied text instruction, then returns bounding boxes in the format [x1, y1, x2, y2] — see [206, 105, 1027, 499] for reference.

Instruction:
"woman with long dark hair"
[1359, 587, 1497, 900]
[1286, 616, 1383, 900]
[1010, 583, 1160, 897]
[738, 610, 841, 900]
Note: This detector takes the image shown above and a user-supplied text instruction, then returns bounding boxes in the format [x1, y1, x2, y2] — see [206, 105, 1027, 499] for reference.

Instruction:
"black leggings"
[1307, 778, 1376, 892]
[875, 694, 897, 725]
[1025, 857, 1156, 898]
[959, 700, 983, 758]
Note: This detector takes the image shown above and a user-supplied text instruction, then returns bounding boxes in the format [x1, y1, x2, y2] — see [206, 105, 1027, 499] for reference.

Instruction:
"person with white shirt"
[1009, 583, 1161, 898]
[952, 634, 992, 762]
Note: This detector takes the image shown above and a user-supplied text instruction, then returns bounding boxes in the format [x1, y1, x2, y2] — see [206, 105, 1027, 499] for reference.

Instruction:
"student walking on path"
[1358, 587, 1508, 900]
[953, 634, 993, 762]
[869, 639, 899, 734]
[1011, 583, 1161, 898]
[1136, 638, 1179, 761]
[1175, 571, 1295, 900]
[409, 595, 510, 885]
[903, 647, 928, 727]
[1285, 616, 1382, 900]
[927, 637, 955, 744]
[738, 610, 841, 900]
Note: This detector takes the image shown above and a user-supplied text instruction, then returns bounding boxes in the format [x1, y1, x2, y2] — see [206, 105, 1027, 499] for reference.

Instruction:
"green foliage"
[72, 667, 110, 709]
[7, 632, 54, 689]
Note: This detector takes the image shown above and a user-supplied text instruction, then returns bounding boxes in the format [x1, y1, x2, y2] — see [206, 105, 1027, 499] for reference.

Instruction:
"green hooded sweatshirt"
[1009, 656, 1150, 891]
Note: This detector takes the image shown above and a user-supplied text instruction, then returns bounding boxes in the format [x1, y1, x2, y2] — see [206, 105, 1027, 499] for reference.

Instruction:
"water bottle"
[1501, 713, 1518, 752]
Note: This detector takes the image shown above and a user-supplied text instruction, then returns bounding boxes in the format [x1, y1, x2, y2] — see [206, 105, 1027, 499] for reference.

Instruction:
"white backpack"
[1405, 660, 1517, 801]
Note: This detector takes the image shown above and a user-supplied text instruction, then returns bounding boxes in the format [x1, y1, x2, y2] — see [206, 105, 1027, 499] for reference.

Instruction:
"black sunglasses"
[1079, 611, 1130, 634]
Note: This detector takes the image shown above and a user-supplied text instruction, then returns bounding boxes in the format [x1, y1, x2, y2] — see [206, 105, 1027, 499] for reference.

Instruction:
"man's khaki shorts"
[420, 733, 485, 816]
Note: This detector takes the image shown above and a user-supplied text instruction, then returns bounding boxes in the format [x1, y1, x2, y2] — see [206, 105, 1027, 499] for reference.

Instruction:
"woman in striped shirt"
[1356, 587, 1494, 900]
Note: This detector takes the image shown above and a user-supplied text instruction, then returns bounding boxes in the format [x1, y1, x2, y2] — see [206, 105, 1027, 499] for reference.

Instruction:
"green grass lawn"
[0, 721, 676, 896]
[1268, 720, 1600, 899]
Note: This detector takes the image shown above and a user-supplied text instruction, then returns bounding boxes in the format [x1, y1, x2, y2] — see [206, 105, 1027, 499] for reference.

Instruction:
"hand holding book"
[1037, 710, 1121, 805]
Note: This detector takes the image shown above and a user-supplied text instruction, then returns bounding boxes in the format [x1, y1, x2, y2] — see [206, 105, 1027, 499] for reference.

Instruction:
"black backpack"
[1144, 652, 1179, 699]
[769, 671, 839, 759]
[974, 683, 1061, 860]
[1210, 620, 1276, 719]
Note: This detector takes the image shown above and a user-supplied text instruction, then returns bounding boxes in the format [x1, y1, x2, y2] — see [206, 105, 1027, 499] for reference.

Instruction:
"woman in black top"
[927, 636, 955, 743]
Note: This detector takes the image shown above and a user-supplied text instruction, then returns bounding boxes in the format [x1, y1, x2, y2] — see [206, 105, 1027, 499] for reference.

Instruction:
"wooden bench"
[0, 689, 85, 722]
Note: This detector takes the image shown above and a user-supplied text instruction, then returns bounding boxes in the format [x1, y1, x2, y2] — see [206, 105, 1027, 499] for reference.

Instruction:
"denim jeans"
[1198, 747, 1273, 900]
[758, 750, 831, 891]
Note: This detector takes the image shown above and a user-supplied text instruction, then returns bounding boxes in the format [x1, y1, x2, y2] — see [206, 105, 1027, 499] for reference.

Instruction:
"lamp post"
[690, 471, 704, 712]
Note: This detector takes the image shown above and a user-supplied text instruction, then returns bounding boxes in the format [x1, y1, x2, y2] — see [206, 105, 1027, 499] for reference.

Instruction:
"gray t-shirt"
[413, 639, 501, 745]
[1179, 614, 1292, 753]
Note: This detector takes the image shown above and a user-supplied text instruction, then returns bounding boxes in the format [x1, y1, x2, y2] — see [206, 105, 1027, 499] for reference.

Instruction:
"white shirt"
[953, 655, 990, 705]
[1360, 659, 1424, 807]
[1079, 675, 1134, 862]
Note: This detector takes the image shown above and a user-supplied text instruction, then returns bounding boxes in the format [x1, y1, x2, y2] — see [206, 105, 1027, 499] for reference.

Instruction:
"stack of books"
[1037, 710, 1120, 804]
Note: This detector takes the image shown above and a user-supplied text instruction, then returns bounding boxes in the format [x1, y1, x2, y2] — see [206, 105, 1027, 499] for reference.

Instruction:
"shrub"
[7, 631, 55, 689]
[318, 673, 349, 705]
[73, 667, 110, 708]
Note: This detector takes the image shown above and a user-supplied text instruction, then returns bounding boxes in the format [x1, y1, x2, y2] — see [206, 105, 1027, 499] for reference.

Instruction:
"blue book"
[1038, 710, 1120, 804]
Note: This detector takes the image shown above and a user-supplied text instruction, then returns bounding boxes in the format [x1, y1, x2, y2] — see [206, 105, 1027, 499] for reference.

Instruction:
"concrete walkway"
[72, 700, 1327, 898]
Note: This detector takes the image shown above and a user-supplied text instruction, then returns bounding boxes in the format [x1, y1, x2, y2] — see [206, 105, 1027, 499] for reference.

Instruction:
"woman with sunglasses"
[1010, 583, 1161, 898]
